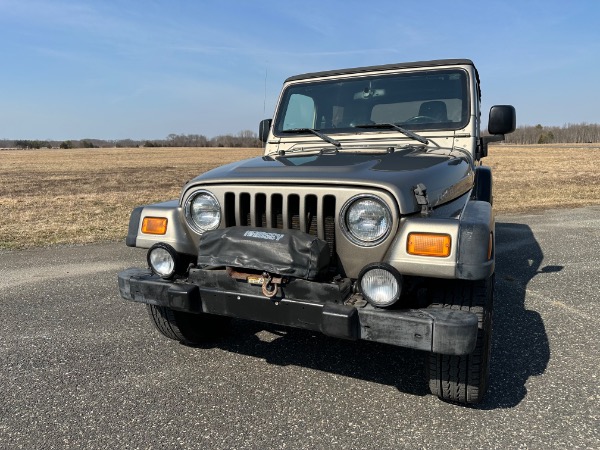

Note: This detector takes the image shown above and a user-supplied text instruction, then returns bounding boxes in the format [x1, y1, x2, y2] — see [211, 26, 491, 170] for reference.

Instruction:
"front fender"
[383, 200, 494, 280]
[125, 200, 197, 255]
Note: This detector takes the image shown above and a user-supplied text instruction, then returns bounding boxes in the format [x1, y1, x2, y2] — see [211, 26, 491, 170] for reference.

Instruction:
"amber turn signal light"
[141, 217, 168, 235]
[407, 233, 451, 257]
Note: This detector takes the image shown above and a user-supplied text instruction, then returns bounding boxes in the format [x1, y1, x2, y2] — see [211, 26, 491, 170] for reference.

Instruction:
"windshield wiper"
[354, 123, 429, 145]
[281, 128, 341, 148]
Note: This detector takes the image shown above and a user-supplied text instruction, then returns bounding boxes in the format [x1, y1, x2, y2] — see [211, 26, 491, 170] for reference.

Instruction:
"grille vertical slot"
[224, 192, 236, 227]
[288, 194, 300, 230]
[271, 194, 283, 229]
[305, 195, 318, 236]
[323, 195, 336, 257]
[255, 193, 266, 227]
[239, 193, 250, 226]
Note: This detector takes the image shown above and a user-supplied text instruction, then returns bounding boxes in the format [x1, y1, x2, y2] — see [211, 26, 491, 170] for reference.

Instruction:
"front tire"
[427, 276, 494, 404]
[146, 305, 230, 345]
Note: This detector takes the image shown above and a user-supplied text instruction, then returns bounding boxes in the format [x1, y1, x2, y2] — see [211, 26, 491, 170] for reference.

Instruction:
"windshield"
[273, 69, 469, 136]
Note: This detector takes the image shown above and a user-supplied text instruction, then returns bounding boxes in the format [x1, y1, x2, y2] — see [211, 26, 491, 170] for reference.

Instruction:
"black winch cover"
[197, 226, 330, 280]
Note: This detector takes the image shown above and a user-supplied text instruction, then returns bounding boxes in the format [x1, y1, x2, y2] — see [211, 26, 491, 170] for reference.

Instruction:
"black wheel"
[427, 275, 494, 404]
[146, 305, 230, 345]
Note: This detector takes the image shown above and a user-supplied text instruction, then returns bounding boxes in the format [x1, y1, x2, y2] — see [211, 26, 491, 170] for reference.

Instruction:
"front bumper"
[118, 268, 478, 355]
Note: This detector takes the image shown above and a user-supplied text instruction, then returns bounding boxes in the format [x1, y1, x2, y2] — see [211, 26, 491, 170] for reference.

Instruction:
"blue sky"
[1, 0, 599, 140]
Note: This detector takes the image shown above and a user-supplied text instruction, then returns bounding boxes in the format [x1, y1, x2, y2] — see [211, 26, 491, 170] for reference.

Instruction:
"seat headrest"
[419, 101, 448, 121]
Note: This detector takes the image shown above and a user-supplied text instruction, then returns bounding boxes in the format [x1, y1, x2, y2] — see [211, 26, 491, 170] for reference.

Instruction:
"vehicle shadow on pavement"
[481, 221, 555, 409]
[214, 320, 430, 398]
[201, 221, 554, 407]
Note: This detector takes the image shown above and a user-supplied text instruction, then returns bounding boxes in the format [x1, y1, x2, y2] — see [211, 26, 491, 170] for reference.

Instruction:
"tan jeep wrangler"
[118, 59, 515, 404]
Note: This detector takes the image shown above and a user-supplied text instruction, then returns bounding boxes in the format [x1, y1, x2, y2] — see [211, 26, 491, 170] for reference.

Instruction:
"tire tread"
[427, 276, 493, 404]
[146, 304, 230, 345]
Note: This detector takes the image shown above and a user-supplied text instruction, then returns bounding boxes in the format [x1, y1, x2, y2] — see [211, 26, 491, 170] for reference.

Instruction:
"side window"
[282, 94, 315, 130]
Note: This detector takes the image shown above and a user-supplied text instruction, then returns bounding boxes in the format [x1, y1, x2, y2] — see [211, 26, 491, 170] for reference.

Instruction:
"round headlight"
[341, 195, 392, 246]
[358, 263, 402, 308]
[185, 190, 221, 234]
[147, 243, 178, 279]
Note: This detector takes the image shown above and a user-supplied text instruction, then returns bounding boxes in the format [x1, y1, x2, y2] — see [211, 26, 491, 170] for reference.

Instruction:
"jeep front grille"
[223, 192, 337, 258]
[182, 184, 400, 278]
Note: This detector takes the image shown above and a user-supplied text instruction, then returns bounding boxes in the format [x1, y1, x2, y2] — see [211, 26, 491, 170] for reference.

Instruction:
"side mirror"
[259, 119, 272, 143]
[488, 105, 516, 135]
[477, 105, 516, 160]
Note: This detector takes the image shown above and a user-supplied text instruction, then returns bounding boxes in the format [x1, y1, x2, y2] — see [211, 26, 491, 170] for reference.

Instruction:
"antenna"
[263, 66, 268, 117]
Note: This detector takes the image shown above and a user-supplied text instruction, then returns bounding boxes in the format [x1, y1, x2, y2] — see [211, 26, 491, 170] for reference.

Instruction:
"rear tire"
[427, 275, 494, 404]
[146, 305, 230, 345]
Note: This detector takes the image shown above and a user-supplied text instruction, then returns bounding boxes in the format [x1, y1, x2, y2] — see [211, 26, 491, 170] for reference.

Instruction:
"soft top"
[285, 59, 475, 82]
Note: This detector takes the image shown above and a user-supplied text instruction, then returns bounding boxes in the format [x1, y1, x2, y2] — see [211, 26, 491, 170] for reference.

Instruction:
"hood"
[185, 148, 474, 214]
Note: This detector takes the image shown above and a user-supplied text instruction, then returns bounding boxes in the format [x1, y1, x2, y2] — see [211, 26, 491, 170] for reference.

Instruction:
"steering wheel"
[403, 115, 439, 124]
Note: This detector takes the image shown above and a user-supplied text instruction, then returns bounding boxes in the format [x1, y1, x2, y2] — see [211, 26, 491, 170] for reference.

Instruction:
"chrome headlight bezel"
[184, 189, 221, 234]
[340, 194, 392, 246]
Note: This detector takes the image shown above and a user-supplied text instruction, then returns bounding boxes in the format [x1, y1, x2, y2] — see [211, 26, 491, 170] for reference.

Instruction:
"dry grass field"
[1, 144, 599, 249]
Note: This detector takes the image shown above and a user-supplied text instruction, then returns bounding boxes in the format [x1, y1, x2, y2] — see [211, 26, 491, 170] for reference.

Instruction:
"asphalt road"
[1, 207, 598, 449]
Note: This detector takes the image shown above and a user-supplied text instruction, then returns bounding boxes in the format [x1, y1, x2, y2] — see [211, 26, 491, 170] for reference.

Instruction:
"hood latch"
[413, 183, 431, 217]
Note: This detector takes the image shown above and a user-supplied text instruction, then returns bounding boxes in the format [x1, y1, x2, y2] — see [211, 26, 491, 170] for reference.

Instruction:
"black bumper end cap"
[428, 308, 479, 355]
[167, 284, 201, 313]
[321, 303, 359, 340]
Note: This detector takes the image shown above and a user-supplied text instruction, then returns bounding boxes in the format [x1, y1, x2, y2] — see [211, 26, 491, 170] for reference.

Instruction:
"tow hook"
[261, 272, 283, 298]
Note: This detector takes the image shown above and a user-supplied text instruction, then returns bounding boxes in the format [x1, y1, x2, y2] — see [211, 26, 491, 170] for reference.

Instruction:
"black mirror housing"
[259, 119, 272, 143]
[488, 105, 516, 135]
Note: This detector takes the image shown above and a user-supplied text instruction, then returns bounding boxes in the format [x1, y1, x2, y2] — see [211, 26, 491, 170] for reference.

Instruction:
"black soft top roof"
[285, 59, 475, 82]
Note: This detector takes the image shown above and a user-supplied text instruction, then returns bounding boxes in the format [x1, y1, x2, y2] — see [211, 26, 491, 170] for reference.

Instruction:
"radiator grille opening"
[255, 193, 266, 227]
[271, 194, 283, 229]
[306, 194, 318, 236]
[240, 193, 250, 226]
[289, 194, 300, 230]
[323, 195, 336, 259]
[224, 192, 236, 227]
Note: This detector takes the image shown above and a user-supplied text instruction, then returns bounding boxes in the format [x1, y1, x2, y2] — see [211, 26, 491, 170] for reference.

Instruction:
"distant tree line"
[497, 123, 600, 145]
[12, 140, 52, 149]
[143, 130, 261, 148]
[0, 130, 262, 149]
[3, 124, 599, 149]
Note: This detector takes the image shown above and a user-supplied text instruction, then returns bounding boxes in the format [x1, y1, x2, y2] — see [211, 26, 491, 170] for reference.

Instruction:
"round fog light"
[147, 243, 178, 279]
[358, 263, 402, 308]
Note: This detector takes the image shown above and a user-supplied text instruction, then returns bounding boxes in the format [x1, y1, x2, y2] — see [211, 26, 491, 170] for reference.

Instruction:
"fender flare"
[456, 200, 494, 280]
[472, 166, 493, 205]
